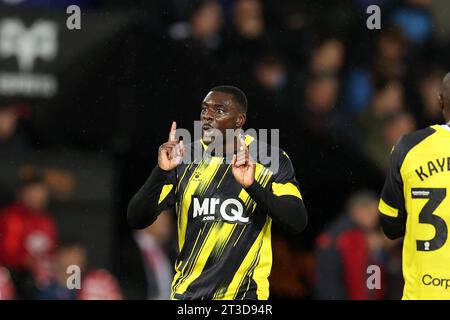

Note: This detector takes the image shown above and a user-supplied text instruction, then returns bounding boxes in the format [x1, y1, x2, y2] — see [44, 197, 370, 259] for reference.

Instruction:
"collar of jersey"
[433, 124, 450, 134]
[200, 134, 255, 162]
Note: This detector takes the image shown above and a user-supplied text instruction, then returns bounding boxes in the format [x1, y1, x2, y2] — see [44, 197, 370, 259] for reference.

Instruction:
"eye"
[216, 108, 224, 114]
[201, 107, 207, 114]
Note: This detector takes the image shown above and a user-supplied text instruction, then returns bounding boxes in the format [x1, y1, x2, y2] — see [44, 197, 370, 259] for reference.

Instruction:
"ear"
[236, 113, 246, 128]
[439, 93, 449, 121]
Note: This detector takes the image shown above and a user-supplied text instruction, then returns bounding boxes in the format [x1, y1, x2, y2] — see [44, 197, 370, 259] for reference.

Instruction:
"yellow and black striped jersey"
[379, 124, 450, 299]
[150, 136, 305, 300]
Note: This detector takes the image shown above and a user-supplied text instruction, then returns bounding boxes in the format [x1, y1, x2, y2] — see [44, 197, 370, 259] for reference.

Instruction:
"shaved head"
[440, 72, 450, 122]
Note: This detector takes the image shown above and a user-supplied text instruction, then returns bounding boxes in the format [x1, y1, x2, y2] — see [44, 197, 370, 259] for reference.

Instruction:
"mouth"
[202, 123, 218, 143]
[202, 123, 214, 132]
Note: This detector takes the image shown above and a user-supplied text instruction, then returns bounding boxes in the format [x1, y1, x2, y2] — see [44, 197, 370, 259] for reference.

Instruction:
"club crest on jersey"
[191, 196, 249, 224]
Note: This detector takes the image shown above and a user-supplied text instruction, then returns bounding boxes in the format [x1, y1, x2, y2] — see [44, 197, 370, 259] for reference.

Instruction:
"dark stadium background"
[0, 0, 449, 300]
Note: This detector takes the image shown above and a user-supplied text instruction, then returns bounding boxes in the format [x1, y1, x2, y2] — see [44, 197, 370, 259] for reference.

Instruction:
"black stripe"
[203, 163, 231, 195]
[235, 276, 249, 300]
[243, 279, 258, 300]
[177, 163, 197, 196]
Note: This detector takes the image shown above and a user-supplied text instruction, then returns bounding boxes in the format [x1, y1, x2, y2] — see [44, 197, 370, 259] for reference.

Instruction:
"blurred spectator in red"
[380, 236, 403, 300]
[78, 269, 123, 300]
[315, 191, 389, 300]
[37, 241, 87, 300]
[0, 266, 15, 300]
[0, 174, 57, 298]
[134, 210, 173, 300]
[0, 104, 28, 151]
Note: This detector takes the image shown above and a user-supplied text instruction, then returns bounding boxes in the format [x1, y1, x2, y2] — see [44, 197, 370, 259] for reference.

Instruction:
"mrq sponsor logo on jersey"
[191, 196, 249, 224]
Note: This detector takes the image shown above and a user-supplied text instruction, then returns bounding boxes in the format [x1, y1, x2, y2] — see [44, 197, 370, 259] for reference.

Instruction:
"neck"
[206, 135, 240, 158]
[442, 120, 450, 131]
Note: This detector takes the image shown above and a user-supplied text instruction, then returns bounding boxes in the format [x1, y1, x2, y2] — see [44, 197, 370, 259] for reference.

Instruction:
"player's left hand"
[231, 135, 255, 188]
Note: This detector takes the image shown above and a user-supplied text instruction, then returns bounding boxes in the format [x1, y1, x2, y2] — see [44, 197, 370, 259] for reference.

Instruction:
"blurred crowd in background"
[0, 0, 449, 300]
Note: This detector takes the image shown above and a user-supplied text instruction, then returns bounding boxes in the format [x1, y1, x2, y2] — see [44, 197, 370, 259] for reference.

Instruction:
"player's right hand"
[158, 121, 185, 171]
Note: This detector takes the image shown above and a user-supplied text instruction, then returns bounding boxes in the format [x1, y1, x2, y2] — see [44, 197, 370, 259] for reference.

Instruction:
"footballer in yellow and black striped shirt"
[127, 86, 308, 300]
[379, 73, 450, 299]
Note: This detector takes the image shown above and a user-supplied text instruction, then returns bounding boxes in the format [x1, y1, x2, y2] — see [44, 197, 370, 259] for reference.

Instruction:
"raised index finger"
[239, 134, 247, 151]
[168, 121, 177, 142]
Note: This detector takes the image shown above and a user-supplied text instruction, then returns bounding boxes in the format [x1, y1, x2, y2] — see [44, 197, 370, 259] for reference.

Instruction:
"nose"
[202, 109, 214, 123]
